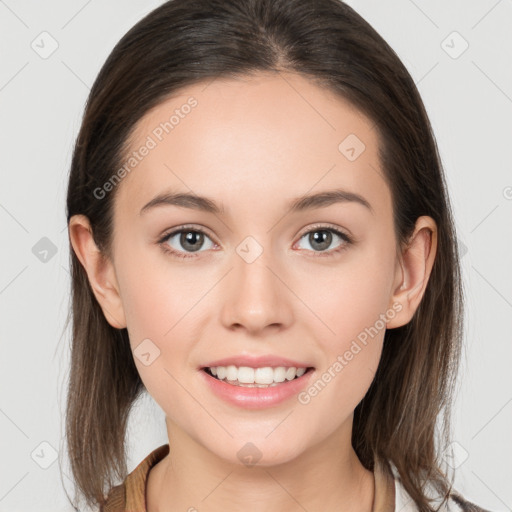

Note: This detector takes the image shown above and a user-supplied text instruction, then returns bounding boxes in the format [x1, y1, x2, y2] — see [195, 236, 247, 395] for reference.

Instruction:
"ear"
[68, 214, 127, 329]
[386, 215, 438, 329]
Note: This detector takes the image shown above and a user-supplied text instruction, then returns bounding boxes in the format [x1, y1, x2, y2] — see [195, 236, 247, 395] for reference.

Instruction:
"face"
[108, 71, 401, 466]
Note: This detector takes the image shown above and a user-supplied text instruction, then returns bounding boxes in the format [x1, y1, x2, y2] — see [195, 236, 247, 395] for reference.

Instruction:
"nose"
[219, 244, 294, 335]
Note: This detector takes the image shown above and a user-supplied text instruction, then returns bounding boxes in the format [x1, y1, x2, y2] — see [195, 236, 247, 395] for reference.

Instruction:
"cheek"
[115, 252, 198, 413]
[119, 268, 171, 346]
[299, 282, 387, 426]
[296, 240, 395, 408]
[115, 241, 202, 345]
[113, 245, 210, 395]
[304, 246, 395, 347]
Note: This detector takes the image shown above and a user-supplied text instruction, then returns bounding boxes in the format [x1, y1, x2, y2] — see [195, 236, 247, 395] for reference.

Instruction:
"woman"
[64, 0, 491, 510]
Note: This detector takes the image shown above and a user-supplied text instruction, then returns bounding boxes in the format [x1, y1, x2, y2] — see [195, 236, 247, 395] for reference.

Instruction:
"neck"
[147, 417, 375, 512]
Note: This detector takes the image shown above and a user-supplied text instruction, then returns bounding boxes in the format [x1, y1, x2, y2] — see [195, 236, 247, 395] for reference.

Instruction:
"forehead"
[115, 71, 389, 221]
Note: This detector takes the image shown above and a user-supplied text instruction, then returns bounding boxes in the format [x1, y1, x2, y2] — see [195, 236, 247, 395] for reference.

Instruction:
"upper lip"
[200, 354, 314, 369]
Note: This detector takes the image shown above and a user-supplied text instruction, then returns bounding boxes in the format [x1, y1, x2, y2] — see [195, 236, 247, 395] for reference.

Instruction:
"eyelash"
[157, 223, 353, 260]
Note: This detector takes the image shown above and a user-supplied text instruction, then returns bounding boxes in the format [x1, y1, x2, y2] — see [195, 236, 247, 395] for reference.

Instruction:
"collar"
[103, 444, 396, 512]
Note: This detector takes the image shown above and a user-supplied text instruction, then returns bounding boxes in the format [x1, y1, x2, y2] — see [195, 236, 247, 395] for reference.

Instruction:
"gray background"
[0, 0, 511, 510]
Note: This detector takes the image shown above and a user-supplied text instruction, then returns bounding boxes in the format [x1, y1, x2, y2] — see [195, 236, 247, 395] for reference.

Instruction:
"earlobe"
[386, 216, 438, 329]
[68, 214, 127, 329]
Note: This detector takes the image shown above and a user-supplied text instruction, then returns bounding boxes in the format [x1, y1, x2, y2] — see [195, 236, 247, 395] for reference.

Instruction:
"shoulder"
[393, 471, 494, 512]
[100, 444, 170, 512]
[101, 483, 125, 512]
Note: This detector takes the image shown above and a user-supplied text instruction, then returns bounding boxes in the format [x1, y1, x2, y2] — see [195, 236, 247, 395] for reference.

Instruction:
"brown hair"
[64, 0, 464, 510]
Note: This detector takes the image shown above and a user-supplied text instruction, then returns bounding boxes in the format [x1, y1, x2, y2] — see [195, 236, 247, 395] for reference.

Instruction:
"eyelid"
[158, 224, 218, 244]
[296, 222, 353, 241]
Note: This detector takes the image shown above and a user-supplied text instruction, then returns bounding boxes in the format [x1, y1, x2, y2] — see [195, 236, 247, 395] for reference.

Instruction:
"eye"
[294, 225, 353, 256]
[158, 224, 353, 260]
[158, 226, 216, 259]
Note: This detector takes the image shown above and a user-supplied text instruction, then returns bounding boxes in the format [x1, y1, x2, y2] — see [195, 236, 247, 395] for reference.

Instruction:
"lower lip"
[199, 368, 315, 409]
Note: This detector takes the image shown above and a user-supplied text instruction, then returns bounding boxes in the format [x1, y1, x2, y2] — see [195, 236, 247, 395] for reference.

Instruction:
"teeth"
[207, 365, 307, 385]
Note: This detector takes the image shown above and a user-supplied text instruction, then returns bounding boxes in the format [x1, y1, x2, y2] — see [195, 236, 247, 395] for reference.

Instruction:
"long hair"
[64, 0, 464, 509]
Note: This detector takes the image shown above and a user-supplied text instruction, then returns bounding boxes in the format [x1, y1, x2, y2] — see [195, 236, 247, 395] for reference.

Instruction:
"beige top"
[100, 444, 490, 512]
[100, 444, 395, 512]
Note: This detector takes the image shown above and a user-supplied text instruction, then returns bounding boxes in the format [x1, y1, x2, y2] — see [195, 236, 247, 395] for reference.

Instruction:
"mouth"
[199, 363, 316, 409]
[201, 366, 315, 388]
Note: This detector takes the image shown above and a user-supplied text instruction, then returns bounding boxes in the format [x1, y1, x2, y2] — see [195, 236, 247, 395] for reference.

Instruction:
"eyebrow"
[139, 188, 374, 216]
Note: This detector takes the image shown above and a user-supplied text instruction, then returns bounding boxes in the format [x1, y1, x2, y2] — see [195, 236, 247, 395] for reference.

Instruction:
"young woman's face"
[110, 71, 403, 465]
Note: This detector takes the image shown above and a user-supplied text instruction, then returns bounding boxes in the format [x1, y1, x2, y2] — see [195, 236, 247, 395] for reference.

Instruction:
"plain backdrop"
[0, 0, 511, 511]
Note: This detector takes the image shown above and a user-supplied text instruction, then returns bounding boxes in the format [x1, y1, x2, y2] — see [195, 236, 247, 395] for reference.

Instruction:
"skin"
[69, 70, 437, 512]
